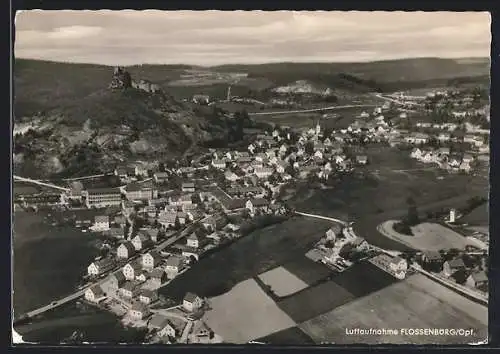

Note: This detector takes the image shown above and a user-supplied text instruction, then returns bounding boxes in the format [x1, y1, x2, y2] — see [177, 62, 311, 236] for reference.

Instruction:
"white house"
[254, 167, 273, 179]
[438, 133, 451, 142]
[224, 170, 239, 182]
[117, 242, 136, 259]
[183, 292, 203, 312]
[84, 285, 106, 303]
[93, 215, 110, 232]
[123, 261, 142, 281]
[142, 251, 163, 269]
[211, 159, 226, 169]
[87, 258, 113, 276]
[410, 148, 423, 159]
[132, 233, 151, 251]
[186, 233, 203, 249]
[165, 256, 184, 278]
[139, 289, 159, 305]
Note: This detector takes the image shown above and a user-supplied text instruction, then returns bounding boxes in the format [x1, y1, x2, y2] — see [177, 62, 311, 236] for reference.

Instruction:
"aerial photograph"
[12, 10, 490, 345]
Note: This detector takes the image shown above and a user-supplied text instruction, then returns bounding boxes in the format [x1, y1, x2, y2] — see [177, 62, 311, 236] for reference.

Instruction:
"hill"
[13, 60, 240, 178]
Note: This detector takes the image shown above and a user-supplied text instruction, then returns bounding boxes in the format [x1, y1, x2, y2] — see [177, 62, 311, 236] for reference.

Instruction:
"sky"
[14, 10, 491, 66]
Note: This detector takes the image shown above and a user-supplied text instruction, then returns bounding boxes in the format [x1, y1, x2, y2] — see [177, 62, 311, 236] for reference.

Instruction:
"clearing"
[378, 221, 471, 251]
[203, 278, 296, 344]
[257, 266, 309, 297]
[299, 273, 488, 345]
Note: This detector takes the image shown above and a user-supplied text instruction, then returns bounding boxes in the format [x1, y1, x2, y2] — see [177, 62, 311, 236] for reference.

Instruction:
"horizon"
[15, 10, 491, 66]
[15, 56, 491, 68]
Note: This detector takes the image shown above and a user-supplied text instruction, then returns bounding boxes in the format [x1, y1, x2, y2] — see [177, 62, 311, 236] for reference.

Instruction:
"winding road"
[248, 104, 377, 116]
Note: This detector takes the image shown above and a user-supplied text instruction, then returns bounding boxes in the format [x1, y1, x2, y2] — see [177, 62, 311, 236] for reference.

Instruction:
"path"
[23, 289, 85, 319]
[294, 211, 348, 226]
[13, 175, 70, 192]
[248, 104, 377, 116]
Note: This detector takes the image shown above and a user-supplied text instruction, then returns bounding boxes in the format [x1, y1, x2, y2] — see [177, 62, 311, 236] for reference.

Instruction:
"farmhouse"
[148, 314, 177, 338]
[443, 258, 466, 278]
[107, 271, 126, 291]
[117, 242, 136, 259]
[153, 172, 169, 184]
[183, 292, 203, 312]
[84, 285, 106, 303]
[182, 182, 196, 193]
[246, 198, 269, 214]
[150, 268, 167, 288]
[389, 257, 408, 272]
[129, 302, 150, 320]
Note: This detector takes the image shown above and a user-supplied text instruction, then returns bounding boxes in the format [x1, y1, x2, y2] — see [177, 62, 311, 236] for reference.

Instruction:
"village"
[14, 86, 490, 344]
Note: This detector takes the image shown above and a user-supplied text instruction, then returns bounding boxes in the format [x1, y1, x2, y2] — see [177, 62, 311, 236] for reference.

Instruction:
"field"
[460, 202, 489, 226]
[282, 256, 332, 285]
[299, 274, 488, 344]
[257, 266, 309, 297]
[255, 326, 315, 345]
[277, 262, 397, 323]
[203, 278, 296, 344]
[378, 221, 471, 251]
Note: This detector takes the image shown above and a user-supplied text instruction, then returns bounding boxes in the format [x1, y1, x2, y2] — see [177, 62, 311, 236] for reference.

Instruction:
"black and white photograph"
[12, 10, 490, 345]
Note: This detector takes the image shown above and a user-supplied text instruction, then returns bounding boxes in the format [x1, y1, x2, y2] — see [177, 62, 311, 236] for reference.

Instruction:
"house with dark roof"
[153, 172, 170, 184]
[245, 198, 269, 213]
[132, 233, 152, 251]
[443, 257, 466, 277]
[142, 251, 163, 269]
[84, 187, 122, 208]
[93, 215, 110, 231]
[139, 289, 159, 305]
[129, 302, 150, 320]
[148, 314, 176, 336]
[84, 285, 106, 303]
[87, 258, 114, 276]
[119, 280, 141, 298]
[466, 271, 488, 291]
[182, 182, 196, 193]
[183, 292, 203, 312]
[107, 271, 126, 290]
[150, 268, 167, 288]
[124, 182, 158, 201]
[165, 256, 184, 278]
[117, 241, 136, 259]
[123, 261, 142, 280]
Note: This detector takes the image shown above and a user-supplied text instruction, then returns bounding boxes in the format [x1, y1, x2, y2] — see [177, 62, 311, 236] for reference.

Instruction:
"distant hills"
[12, 57, 489, 177]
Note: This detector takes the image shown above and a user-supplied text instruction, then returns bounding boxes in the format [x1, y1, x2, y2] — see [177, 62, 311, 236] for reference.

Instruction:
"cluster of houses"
[419, 251, 488, 293]
[410, 147, 476, 173]
[305, 224, 370, 272]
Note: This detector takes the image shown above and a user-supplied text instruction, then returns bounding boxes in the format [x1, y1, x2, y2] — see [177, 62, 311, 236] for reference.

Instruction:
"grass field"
[299, 274, 488, 344]
[282, 256, 333, 285]
[257, 266, 309, 297]
[203, 278, 296, 344]
[277, 262, 397, 323]
[460, 202, 489, 226]
[378, 221, 471, 251]
[255, 326, 315, 345]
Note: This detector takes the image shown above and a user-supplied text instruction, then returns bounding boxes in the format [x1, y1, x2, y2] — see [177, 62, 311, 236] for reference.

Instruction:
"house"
[389, 257, 408, 272]
[149, 268, 167, 288]
[192, 94, 210, 105]
[84, 285, 107, 303]
[224, 170, 239, 182]
[158, 320, 178, 338]
[246, 198, 269, 214]
[437, 147, 451, 157]
[142, 251, 163, 269]
[170, 194, 193, 207]
[132, 233, 152, 251]
[114, 215, 127, 227]
[123, 261, 142, 281]
[202, 215, 227, 232]
[466, 271, 488, 291]
[247, 143, 256, 154]
[355, 155, 368, 165]
[148, 314, 177, 338]
[153, 172, 169, 184]
[129, 302, 150, 320]
[443, 258, 466, 277]
[351, 237, 369, 251]
[183, 292, 203, 312]
[325, 224, 342, 241]
[459, 161, 471, 172]
[181, 182, 196, 193]
[211, 159, 226, 169]
[93, 215, 110, 232]
[448, 154, 462, 167]
[87, 258, 114, 276]
[165, 256, 184, 277]
[120, 280, 141, 298]
[139, 289, 159, 305]
[124, 182, 158, 201]
[254, 167, 273, 179]
[117, 241, 136, 259]
[186, 233, 204, 249]
[421, 251, 443, 269]
[107, 271, 126, 291]
[142, 228, 160, 243]
[410, 148, 423, 159]
[84, 188, 122, 208]
[182, 248, 202, 261]
[158, 211, 178, 228]
[462, 154, 474, 164]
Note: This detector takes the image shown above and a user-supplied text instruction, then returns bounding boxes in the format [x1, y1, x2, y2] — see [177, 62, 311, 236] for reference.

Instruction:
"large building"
[84, 188, 122, 208]
[124, 182, 158, 201]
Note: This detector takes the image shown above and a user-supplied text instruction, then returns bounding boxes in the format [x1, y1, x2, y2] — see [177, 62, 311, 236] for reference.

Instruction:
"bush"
[393, 221, 413, 236]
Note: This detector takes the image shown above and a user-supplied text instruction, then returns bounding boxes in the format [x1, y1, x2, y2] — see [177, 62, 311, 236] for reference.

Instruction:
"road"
[16, 221, 202, 323]
[13, 175, 70, 192]
[248, 104, 376, 116]
[63, 174, 107, 182]
[372, 93, 421, 112]
[294, 211, 348, 226]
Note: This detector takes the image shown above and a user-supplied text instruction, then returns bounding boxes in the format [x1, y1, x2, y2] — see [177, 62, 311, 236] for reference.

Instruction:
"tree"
[174, 217, 181, 230]
[406, 204, 420, 226]
[305, 141, 315, 155]
[159, 162, 166, 172]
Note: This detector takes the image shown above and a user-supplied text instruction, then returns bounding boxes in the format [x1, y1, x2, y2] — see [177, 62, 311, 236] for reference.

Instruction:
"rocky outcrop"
[109, 67, 162, 94]
[109, 67, 132, 89]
